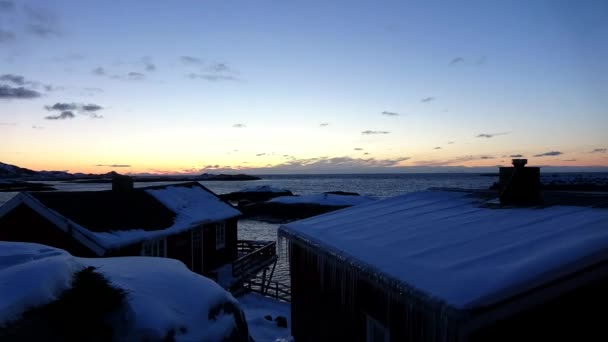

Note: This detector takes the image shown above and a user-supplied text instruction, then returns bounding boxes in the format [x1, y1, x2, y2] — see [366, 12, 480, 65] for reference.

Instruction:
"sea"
[2, 173, 606, 285]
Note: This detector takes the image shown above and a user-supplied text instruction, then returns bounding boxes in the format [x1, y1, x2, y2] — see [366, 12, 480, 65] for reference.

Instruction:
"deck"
[213, 239, 279, 291]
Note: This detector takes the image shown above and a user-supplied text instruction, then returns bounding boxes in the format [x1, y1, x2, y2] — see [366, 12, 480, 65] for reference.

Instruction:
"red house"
[0, 180, 276, 284]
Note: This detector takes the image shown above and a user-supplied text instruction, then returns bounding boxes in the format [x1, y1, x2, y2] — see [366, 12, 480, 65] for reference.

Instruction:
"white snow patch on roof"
[269, 194, 375, 206]
[280, 191, 608, 308]
[88, 185, 240, 250]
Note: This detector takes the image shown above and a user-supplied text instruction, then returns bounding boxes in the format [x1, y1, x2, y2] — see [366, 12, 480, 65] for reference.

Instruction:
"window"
[215, 222, 226, 249]
[142, 238, 167, 257]
[366, 315, 389, 342]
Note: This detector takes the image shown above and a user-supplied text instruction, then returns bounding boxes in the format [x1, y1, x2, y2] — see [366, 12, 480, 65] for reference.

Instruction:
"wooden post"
[261, 268, 267, 294]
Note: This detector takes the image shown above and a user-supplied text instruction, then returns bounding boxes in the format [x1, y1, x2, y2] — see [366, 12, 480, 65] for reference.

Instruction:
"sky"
[1, 0, 607, 174]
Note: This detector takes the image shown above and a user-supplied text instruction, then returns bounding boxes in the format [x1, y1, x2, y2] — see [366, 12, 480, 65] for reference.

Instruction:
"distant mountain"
[0, 162, 260, 182]
[0, 162, 115, 180]
[0, 162, 38, 178]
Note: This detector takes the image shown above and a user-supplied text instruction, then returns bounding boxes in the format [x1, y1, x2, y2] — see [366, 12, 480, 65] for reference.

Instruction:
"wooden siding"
[0, 203, 96, 257]
[202, 218, 239, 272]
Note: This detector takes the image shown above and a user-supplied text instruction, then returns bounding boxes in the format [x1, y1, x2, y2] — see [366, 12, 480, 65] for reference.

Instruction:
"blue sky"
[1, 0, 607, 173]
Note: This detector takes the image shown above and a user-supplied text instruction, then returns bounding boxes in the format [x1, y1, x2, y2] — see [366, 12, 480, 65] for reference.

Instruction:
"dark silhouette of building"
[279, 188, 608, 341]
[0, 181, 276, 283]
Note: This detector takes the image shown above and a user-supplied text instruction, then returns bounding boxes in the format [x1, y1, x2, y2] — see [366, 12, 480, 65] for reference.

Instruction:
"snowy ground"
[238, 293, 292, 342]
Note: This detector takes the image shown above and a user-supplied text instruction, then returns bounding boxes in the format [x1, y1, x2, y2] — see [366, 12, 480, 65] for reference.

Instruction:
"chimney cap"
[512, 159, 527, 168]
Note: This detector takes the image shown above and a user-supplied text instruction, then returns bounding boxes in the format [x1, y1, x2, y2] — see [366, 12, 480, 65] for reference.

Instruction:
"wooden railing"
[243, 276, 291, 302]
[232, 240, 277, 279]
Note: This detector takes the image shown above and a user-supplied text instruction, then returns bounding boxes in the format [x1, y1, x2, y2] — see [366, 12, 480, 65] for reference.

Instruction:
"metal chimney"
[498, 159, 541, 206]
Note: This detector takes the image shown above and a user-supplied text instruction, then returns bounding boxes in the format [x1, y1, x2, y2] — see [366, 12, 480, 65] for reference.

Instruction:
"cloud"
[96, 164, 131, 168]
[82, 104, 102, 112]
[413, 155, 496, 167]
[354, 148, 364, 151]
[0, 122, 16, 126]
[232, 123, 246, 128]
[207, 63, 230, 73]
[44, 102, 104, 119]
[187, 73, 237, 82]
[476, 132, 509, 138]
[32, 125, 44, 129]
[320, 122, 329, 127]
[434, 147, 442, 150]
[92, 67, 105, 76]
[256, 153, 266, 157]
[590, 148, 606, 154]
[0, 74, 59, 93]
[45, 103, 77, 111]
[142, 57, 156, 72]
[381, 111, 400, 116]
[449, 57, 464, 66]
[0, 30, 15, 43]
[476, 56, 487, 65]
[128, 72, 145, 80]
[268, 156, 411, 172]
[562, 159, 577, 162]
[534, 151, 563, 157]
[361, 130, 390, 135]
[509, 154, 523, 158]
[447, 141, 454, 144]
[24, 5, 61, 38]
[0, 1, 14, 11]
[45, 111, 75, 120]
[364, 152, 370, 155]
[0, 74, 25, 85]
[180, 56, 203, 64]
[0, 84, 41, 99]
[421, 97, 435, 103]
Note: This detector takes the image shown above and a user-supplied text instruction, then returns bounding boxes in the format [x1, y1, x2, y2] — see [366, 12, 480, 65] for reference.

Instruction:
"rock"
[274, 315, 288, 328]
[221, 189, 294, 203]
[323, 191, 360, 196]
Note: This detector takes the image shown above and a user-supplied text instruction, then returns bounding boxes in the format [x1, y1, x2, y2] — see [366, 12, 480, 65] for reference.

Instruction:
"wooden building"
[0, 181, 276, 282]
[279, 190, 608, 341]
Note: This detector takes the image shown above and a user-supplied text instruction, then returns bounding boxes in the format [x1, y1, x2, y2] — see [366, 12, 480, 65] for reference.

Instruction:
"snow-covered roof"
[0, 183, 241, 253]
[89, 185, 241, 249]
[269, 193, 375, 206]
[279, 190, 608, 309]
[0, 242, 241, 341]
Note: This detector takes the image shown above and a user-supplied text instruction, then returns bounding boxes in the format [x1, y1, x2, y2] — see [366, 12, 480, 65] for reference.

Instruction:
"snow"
[85, 256, 239, 341]
[238, 293, 292, 342]
[280, 190, 608, 309]
[86, 185, 241, 249]
[269, 193, 376, 206]
[0, 242, 242, 341]
[0, 243, 81, 324]
[238, 185, 290, 193]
